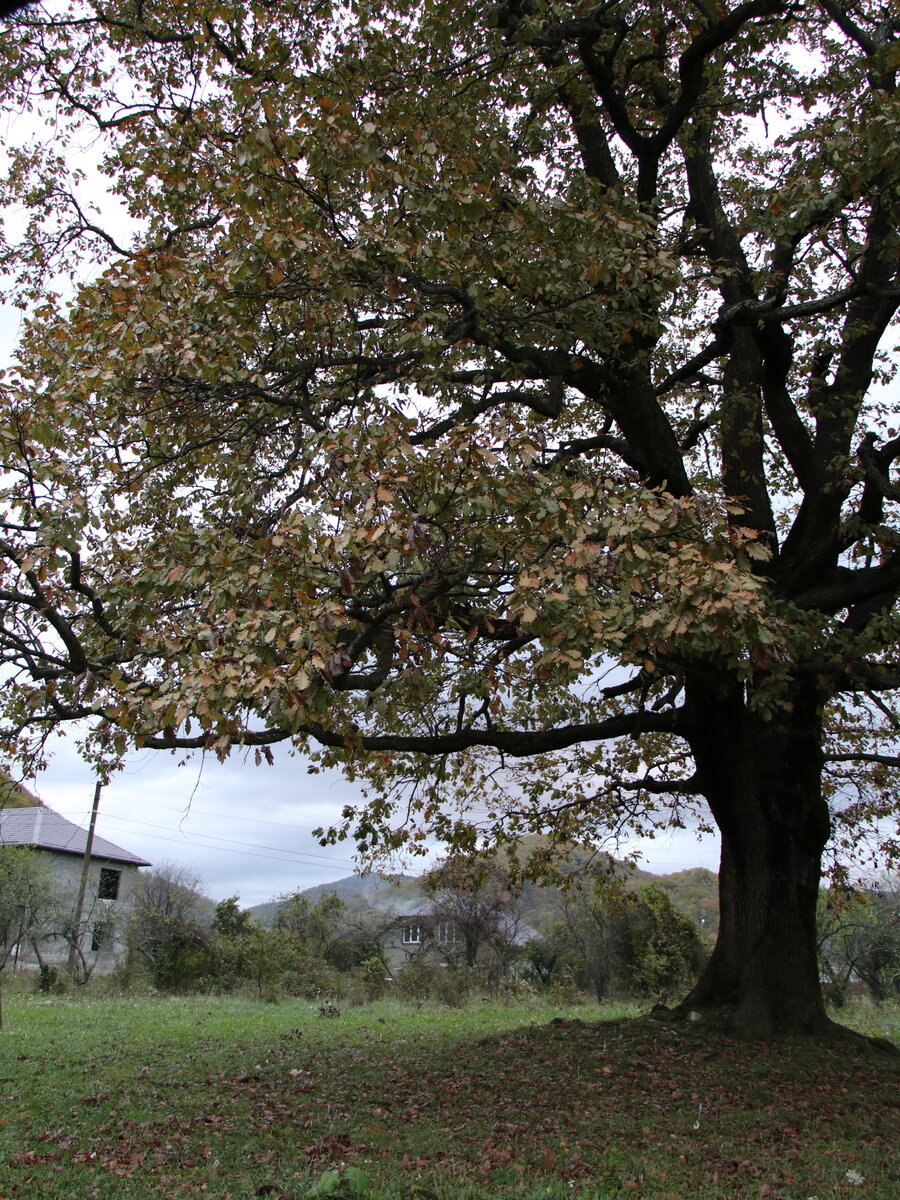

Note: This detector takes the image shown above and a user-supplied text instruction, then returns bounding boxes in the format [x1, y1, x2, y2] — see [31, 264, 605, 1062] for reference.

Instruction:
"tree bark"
[678, 671, 833, 1036]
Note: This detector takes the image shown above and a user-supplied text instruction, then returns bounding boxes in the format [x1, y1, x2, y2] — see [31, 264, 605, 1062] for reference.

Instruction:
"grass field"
[0, 991, 897, 1200]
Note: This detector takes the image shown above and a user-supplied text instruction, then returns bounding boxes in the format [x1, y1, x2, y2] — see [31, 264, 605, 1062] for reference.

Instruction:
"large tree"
[1, 0, 899, 1036]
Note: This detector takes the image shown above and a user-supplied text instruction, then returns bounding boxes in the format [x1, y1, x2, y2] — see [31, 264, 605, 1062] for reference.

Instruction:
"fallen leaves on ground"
[2, 1007, 898, 1199]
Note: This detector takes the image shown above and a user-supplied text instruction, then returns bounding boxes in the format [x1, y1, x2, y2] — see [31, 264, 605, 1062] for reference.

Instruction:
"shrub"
[392, 960, 480, 1006]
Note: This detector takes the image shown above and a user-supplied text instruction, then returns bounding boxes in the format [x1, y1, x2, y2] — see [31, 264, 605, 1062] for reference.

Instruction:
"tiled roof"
[0, 806, 151, 866]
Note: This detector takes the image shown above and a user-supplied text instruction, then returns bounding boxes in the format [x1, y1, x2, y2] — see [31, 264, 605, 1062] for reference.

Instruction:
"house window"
[436, 922, 459, 945]
[91, 921, 112, 952]
[402, 923, 422, 945]
[98, 867, 120, 900]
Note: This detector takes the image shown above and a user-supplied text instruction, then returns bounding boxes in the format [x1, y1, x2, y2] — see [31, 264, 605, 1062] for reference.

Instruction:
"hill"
[0, 769, 44, 809]
[652, 868, 720, 935]
[248, 844, 719, 935]
[248, 873, 423, 927]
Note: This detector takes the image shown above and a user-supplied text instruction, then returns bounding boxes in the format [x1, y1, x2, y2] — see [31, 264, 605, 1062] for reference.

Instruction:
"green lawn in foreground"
[0, 992, 897, 1200]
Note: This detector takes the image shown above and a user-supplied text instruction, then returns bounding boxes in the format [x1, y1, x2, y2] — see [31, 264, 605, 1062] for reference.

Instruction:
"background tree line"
[38, 856, 895, 1006]
[4, 841, 899, 1007]
[123, 864, 387, 1001]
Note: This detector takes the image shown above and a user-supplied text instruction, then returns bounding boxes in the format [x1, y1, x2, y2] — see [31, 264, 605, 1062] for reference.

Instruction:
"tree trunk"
[679, 672, 833, 1036]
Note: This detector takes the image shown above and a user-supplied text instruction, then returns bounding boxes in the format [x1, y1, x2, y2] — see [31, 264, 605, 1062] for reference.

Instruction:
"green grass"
[0, 991, 897, 1200]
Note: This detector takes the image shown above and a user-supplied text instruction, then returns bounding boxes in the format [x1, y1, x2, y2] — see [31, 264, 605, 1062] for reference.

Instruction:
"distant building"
[0, 806, 150, 974]
[383, 898, 541, 978]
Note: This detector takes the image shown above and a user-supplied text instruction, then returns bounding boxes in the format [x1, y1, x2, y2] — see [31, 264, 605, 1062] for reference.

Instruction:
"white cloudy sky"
[23, 737, 721, 908]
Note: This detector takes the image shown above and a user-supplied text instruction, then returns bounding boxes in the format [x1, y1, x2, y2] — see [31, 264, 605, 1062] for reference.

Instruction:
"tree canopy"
[1, 0, 899, 1034]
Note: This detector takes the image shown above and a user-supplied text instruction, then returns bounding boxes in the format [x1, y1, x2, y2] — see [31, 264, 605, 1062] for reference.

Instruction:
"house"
[383, 898, 541, 978]
[0, 806, 150, 974]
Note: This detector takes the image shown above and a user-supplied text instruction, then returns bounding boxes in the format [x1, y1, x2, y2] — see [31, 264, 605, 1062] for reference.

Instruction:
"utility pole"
[67, 781, 102, 980]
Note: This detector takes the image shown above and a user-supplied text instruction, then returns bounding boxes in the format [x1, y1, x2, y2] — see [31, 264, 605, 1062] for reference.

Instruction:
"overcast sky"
[20, 736, 720, 908]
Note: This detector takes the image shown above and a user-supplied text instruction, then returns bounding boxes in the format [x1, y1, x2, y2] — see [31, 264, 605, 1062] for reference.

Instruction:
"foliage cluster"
[126, 867, 384, 1000]
[523, 880, 706, 1002]
[0, 845, 58, 971]
[0, 843, 62, 1025]
[819, 874, 900, 1005]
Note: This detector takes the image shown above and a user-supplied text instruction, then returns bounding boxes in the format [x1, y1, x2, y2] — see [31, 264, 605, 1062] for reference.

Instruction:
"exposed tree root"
[647, 1002, 898, 1055]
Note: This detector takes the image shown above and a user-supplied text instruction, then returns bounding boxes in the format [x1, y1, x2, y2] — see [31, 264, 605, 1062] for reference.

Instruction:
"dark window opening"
[98, 867, 120, 900]
[91, 921, 112, 952]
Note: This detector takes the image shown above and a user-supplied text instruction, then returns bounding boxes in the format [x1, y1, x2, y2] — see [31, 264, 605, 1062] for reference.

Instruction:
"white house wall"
[11, 852, 144, 975]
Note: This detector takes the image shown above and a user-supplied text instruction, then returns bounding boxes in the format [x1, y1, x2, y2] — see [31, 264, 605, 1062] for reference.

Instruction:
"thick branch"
[143, 707, 685, 756]
[824, 752, 900, 767]
[792, 556, 900, 612]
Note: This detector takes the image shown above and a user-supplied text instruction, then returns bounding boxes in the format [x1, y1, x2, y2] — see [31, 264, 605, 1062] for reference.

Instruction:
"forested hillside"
[250, 845, 720, 936]
[0, 769, 43, 809]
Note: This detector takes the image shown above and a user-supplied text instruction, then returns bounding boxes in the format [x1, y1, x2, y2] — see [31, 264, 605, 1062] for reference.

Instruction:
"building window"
[402, 923, 422, 945]
[436, 921, 459, 945]
[91, 921, 112, 952]
[98, 867, 120, 900]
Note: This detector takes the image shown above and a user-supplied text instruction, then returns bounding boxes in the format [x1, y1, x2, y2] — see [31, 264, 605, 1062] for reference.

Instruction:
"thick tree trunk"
[678, 672, 833, 1036]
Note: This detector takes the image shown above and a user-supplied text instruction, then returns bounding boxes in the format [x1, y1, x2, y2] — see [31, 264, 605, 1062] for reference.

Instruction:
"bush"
[498, 976, 539, 1004]
[546, 977, 585, 1007]
[823, 979, 849, 1008]
[618, 885, 707, 1001]
[392, 961, 479, 1006]
[127, 864, 215, 992]
[279, 952, 345, 1000]
[356, 954, 390, 1001]
[35, 965, 68, 995]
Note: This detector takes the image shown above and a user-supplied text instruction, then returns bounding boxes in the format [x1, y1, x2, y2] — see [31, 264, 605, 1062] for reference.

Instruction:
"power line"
[137, 798, 344, 838]
[37, 775, 350, 836]
[96, 819, 355, 871]
[95, 810, 357, 868]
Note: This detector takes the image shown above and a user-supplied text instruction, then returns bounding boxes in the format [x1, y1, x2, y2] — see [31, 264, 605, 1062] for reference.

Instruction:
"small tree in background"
[819, 875, 900, 1003]
[520, 936, 570, 989]
[619, 885, 708, 1003]
[267, 891, 349, 996]
[424, 858, 526, 975]
[127, 863, 213, 991]
[211, 895, 253, 940]
[538, 874, 706, 1003]
[552, 872, 637, 1001]
[0, 845, 63, 1026]
[63, 884, 133, 987]
[322, 905, 392, 976]
[210, 895, 270, 996]
[275, 892, 347, 961]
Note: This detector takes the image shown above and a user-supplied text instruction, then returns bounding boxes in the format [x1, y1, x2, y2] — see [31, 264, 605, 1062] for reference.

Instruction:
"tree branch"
[825, 752, 900, 767]
[143, 707, 686, 757]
